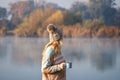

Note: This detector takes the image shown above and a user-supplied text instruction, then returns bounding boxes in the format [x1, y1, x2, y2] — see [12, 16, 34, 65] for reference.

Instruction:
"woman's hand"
[60, 62, 66, 69]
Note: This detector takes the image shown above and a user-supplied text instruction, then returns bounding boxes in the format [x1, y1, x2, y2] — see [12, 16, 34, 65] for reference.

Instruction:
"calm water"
[0, 37, 120, 80]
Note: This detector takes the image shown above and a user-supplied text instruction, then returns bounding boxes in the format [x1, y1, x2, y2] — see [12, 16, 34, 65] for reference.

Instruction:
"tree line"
[0, 0, 120, 37]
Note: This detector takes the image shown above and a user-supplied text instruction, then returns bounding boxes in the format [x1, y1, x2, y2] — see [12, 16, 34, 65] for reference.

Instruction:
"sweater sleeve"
[42, 46, 64, 74]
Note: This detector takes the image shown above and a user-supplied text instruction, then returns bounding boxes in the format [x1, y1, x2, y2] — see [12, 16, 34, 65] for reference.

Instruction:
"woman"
[41, 24, 66, 80]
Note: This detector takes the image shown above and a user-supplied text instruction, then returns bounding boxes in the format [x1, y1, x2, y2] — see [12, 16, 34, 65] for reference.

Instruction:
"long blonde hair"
[45, 40, 62, 55]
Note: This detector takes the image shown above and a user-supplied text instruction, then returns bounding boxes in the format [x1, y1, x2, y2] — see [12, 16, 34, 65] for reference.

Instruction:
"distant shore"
[0, 25, 120, 38]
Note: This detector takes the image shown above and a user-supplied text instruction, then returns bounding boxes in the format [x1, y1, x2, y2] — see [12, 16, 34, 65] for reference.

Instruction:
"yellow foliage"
[14, 9, 46, 37]
[29, 9, 44, 26]
[44, 10, 64, 25]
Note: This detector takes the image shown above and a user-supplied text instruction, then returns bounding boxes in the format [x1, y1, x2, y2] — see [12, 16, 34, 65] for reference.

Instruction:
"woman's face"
[49, 32, 59, 42]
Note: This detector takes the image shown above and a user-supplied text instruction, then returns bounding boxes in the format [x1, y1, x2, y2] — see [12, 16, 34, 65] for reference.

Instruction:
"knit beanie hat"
[47, 24, 63, 41]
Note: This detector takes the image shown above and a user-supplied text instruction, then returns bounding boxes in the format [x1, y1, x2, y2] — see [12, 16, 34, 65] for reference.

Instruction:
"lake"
[0, 37, 120, 80]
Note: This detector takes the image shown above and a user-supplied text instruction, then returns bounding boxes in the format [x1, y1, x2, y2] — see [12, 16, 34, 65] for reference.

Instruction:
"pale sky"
[0, 0, 120, 9]
[46, 0, 88, 9]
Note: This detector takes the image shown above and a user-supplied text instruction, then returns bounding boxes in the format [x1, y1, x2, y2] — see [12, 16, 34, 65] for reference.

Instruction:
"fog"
[0, 37, 120, 80]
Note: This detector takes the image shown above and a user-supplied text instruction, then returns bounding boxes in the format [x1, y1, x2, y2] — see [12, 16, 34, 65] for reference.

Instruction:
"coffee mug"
[66, 62, 72, 69]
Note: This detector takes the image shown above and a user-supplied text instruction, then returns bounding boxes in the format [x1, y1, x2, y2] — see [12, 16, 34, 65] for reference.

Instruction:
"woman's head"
[47, 24, 63, 42]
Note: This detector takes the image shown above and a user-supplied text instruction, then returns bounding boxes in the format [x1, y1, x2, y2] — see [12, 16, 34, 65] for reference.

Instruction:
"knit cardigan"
[41, 46, 66, 80]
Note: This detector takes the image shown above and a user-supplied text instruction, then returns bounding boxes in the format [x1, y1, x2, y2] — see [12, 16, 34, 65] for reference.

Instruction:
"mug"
[66, 62, 72, 69]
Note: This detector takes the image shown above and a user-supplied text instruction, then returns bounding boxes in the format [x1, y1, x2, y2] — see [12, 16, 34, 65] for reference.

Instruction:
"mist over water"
[0, 37, 120, 80]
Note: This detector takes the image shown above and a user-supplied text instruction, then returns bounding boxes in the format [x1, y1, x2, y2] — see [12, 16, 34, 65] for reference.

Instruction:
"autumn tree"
[63, 11, 82, 25]
[70, 1, 89, 20]
[114, 8, 120, 26]
[45, 2, 65, 11]
[0, 7, 7, 35]
[9, 0, 35, 28]
[63, 11, 75, 25]
[0, 19, 8, 35]
[89, 0, 117, 25]
[43, 10, 64, 26]
[102, 0, 117, 26]
[70, 1, 87, 13]
[0, 7, 7, 19]
[14, 9, 44, 37]
[88, 0, 103, 19]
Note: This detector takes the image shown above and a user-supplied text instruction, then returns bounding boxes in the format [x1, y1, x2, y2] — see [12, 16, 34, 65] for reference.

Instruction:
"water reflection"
[63, 38, 118, 71]
[0, 37, 120, 80]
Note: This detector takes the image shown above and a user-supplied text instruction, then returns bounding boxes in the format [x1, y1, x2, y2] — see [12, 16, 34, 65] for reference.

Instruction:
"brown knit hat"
[47, 24, 63, 41]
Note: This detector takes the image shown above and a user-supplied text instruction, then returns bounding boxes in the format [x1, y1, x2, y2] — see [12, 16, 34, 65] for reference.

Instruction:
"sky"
[46, 0, 88, 9]
[0, 0, 120, 9]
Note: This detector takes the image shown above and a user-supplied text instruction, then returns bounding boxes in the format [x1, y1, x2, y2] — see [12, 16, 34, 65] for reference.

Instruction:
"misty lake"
[0, 37, 120, 80]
